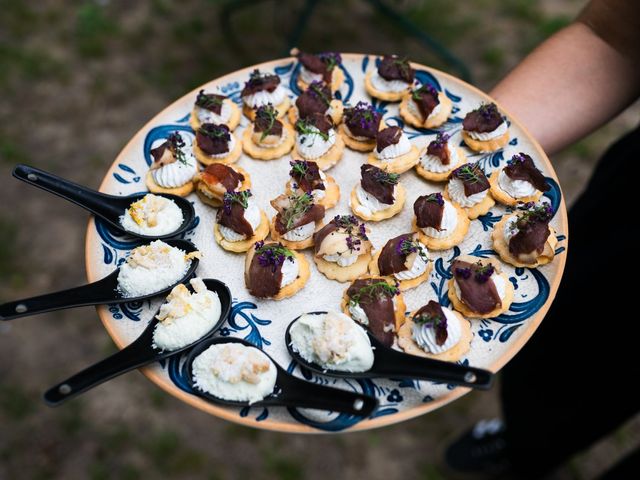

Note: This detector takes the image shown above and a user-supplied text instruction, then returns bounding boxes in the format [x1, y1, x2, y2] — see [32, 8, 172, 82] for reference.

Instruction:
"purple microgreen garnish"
[198, 123, 231, 141]
[455, 267, 472, 279]
[452, 163, 483, 184]
[295, 118, 329, 141]
[515, 202, 554, 228]
[318, 51, 342, 70]
[412, 83, 437, 101]
[345, 101, 380, 131]
[413, 311, 448, 345]
[396, 236, 429, 262]
[195, 89, 224, 110]
[348, 280, 400, 307]
[223, 189, 252, 215]
[474, 261, 495, 283]
[254, 241, 294, 272]
[166, 132, 187, 165]
[255, 103, 278, 141]
[372, 169, 400, 185]
[425, 192, 445, 206]
[478, 102, 500, 121]
[431, 132, 450, 148]
[332, 215, 368, 252]
[282, 192, 314, 230]
[507, 152, 527, 166]
[308, 81, 331, 107]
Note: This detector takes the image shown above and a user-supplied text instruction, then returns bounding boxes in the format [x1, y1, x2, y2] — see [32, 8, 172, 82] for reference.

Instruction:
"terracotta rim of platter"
[85, 53, 568, 433]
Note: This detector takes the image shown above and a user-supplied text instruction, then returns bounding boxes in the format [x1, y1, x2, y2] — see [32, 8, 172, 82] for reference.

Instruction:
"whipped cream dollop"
[120, 194, 183, 236]
[152, 278, 221, 351]
[289, 311, 374, 373]
[421, 200, 459, 239]
[219, 199, 261, 242]
[394, 244, 429, 280]
[297, 127, 337, 159]
[191, 343, 277, 404]
[354, 184, 393, 217]
[151, 151, 198, 189]
[243, 85, 286, 109]
[117, 240, 197, 298]
[420, 141, 461, 173]
[196, 100, 233, 125]
[466, 121, 507, 141]
[370, 71, 410, 93]
[280, 257, 299, 287]
[448, 177, 488, 207]
[498, 169, 537, 198]
[283, 221, 315, 242]
[299, 66, 323, 85]
[376, 132, 411, 161]
[412, 306, 462, 354]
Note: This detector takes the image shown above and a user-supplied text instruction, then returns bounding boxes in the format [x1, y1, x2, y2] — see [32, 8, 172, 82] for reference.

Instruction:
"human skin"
[490, 22, 640, 155]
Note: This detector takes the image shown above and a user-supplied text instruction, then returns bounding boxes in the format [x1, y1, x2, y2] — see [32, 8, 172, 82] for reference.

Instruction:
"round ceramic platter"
[86, 53, 567, 433]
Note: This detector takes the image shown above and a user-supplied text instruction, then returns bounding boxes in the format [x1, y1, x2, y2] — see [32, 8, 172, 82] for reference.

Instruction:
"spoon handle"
[13, 164, 122, 219]
[375, 346, 494, 390]
[0, 275, 118, 321]
[43, 341, 151, 406]
[277, 375, 379, 417]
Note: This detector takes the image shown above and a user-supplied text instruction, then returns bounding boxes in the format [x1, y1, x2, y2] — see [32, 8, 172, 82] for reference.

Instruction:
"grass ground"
[1, 1, 638, 479]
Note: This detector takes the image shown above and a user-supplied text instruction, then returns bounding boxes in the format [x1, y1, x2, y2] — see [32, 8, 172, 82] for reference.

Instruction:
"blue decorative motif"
[542, 177, 562, 218]
[226, 301, 272, 349]
[113, 163, 141, 184]
[143, 125, 194, 166]
[466, 150, 505, 171]
[108, 300, 145, 322]
[477, 211, 503, 231]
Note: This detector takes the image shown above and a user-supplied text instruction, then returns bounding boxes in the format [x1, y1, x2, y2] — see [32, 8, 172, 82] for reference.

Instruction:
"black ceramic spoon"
[43, 278, 232, 406]
[0, 239, 199, 321]
[13, 164, 196, 241]
[285, 312, 494, 390]
[185, 337, 379, 417]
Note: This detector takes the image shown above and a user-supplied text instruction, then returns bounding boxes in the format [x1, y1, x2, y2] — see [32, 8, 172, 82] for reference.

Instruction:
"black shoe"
[445, 418, 511, 476]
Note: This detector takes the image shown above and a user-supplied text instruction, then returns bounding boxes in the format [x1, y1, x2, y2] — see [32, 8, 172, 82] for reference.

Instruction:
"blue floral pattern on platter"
[88, 55, 567, 432]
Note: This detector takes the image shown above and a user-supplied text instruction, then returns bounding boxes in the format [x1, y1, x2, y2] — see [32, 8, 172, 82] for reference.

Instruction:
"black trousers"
[501, 125, 640, 479]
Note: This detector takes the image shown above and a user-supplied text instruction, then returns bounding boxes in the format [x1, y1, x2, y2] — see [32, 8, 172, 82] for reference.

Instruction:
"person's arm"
[490, 2, 640, 155]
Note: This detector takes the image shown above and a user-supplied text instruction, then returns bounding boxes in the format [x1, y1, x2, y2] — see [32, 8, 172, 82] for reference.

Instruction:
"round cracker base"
[314, 251, 372, 283]
[412, 206, 470, 251]
[189, 100, 242, 132]
[368, 249, 432, 291]
[443, 187, 495, 220]
[461, 129, 510, 153]
[291, 134, 345, 171]
[364, 71, 409, 102]
[492, 216, 557, 268]
[367, 145, 420, 174]
[145, 171, 194, 197]
[338, 124, 377, 152]
[399, 91, 452, 129]
[350, 184, 406, 222]
[415, 148, 467, 182]
[397, 313, 472, 362]
[193, 133, 243, 166]
[269, 217, 320, 250]
[214, 211, 270, 253]
[488, 169, 542, 207]
[241, 123, 295, 160]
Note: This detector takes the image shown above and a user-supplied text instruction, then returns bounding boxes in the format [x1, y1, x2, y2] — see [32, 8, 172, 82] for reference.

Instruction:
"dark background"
[1, 1, 638, 479]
